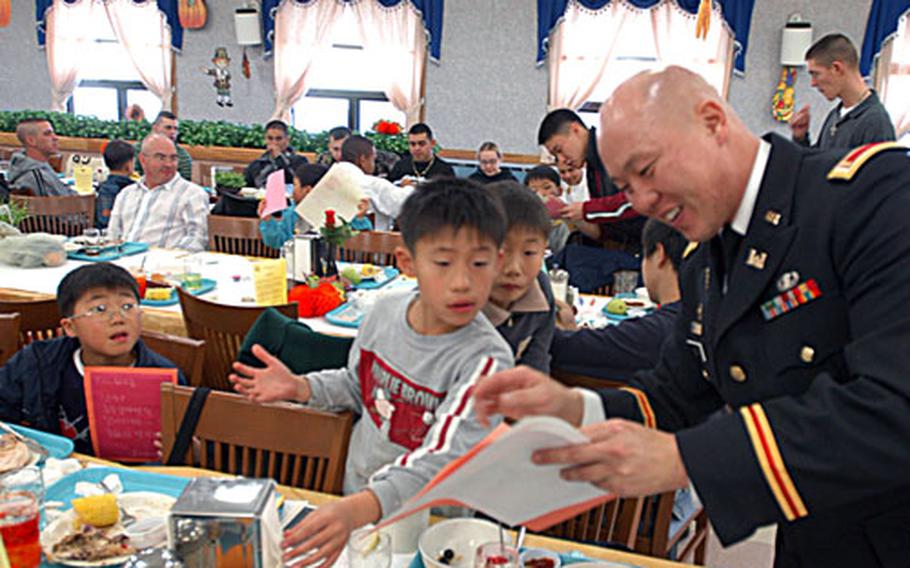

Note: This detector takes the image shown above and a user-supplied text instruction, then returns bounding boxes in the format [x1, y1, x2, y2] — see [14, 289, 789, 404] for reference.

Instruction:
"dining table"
[40, 455, 696, 568]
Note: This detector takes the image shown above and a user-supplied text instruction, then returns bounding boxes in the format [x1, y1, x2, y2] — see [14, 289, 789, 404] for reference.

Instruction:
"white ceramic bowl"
[419, 518, 514, 568]
[519, 548, 562, 568]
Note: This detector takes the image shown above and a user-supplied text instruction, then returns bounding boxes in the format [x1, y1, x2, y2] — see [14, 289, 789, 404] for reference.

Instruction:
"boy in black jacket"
[0, 263, 184, 454]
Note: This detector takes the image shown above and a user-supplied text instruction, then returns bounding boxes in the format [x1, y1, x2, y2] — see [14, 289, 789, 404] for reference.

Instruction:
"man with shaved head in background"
[474, 66, 910, 566]
[7, 118, 75, 196]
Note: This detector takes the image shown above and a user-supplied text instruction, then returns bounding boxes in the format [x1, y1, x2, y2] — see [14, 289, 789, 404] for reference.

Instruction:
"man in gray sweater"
[790, 33, 895, 150]
[7, 119, 75, 196]
[230, 179, 514, 567]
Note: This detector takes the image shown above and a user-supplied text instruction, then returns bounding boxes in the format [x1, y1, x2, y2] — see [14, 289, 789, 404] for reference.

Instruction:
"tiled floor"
[705, 525, 775, 568]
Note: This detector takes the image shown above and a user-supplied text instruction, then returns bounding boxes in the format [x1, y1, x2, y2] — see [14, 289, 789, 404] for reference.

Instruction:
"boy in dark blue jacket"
[96, 140, 136, 229]
[0, 263, 184, 454]
[483, 181, 557, 372]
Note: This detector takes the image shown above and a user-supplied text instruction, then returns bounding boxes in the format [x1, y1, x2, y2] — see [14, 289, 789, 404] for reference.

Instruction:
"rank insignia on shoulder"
[827, 142, 906, 181]
[761, 278, 822, 320]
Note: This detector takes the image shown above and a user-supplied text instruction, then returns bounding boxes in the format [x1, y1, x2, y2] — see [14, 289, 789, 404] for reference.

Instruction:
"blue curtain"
[36, 0, 184, 50]
[261, 0, 444, 60]
[537, 0, 755, 74]
[860, 0, 910, 77]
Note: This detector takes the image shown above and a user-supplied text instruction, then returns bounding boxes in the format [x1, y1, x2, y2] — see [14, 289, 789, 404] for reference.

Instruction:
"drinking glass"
[0, 466, 45, 529]
[182, 256, 203, 290]
[612, 270, 640, 296]
[0, 491, 41, 568]
[348, 527, 391, 568]
[82, 228, 101, 255]
[474, 542, 519, 568]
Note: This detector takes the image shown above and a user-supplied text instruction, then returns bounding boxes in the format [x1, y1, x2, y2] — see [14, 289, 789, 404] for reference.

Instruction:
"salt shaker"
[548, 267, 569, 303]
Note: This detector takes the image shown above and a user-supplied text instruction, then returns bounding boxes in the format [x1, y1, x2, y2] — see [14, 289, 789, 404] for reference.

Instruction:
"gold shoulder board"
[827, 142, 906, 181]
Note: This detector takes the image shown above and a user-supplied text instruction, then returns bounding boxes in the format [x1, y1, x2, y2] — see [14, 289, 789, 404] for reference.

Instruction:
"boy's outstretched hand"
[473, 366, 584, 427]
[229, 344, 311, 403]
[283, 492, 381, 568]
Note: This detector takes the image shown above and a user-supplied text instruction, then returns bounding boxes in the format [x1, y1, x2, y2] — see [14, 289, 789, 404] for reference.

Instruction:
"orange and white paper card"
[84, 367, 178, 462]
[376, 416, 614, 531]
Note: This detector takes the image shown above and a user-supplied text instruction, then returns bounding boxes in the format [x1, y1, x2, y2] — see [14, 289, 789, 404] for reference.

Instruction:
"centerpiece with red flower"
[319, 209, 356, 277]
[371, 119, 402, 136]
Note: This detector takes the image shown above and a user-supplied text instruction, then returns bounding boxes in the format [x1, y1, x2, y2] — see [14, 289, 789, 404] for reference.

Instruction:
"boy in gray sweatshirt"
[230, 178, 513, 567]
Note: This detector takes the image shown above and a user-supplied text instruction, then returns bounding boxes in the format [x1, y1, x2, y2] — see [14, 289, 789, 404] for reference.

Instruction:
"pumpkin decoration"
[178, 0, 207, 30]
[0, 0, 11, 29]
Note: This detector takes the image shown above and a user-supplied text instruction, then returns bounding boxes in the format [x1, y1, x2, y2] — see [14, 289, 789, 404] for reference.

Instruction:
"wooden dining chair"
[140, 330, 206, 387]
[0, 297, 62, 348]
[0, 313, 21, 366]
[176, 288, 297, 391]
[539, 496, 644, 550]
[11, 194, 95, 237]
[551, 368, 625, 391]
[207, 215, 280, 259]
[160, 383, 353, 494]
[339, 231, 404, 267]
[635, 491, 709, 565]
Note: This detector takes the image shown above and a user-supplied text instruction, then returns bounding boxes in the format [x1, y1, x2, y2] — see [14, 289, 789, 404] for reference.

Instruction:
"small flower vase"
[322, 242, 338, 278]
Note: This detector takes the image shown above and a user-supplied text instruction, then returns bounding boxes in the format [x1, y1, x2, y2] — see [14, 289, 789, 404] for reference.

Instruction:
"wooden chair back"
[339, 231, 404, 267]
[0, 298, 62, 348]
[551, 368, 626, 391]
[140, 330, 206, 387]
[540, 496, 643, 549]
[160, 383, 353, 494]
[0, 313, 21, 366]
[635, 492, 709, 565]
[11, 194, 96, 236]
[207, 215, 280, 259]
[176, 288, 297, 391]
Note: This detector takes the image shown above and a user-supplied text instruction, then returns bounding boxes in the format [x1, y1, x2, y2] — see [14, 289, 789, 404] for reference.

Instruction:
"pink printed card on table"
[83, 367, 178, 462]
[260, 169, 289, 219]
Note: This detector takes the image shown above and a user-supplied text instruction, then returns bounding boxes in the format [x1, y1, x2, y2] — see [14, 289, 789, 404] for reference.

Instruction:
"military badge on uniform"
[761, 279, 822, 320]
[764, 210, 782, 226]
[746, 248, 768, 270]
[776, 271, 800, 292]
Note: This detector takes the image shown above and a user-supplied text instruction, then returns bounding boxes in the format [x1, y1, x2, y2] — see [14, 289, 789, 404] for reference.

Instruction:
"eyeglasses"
[68, 302, 139, 321]
[146, 153, 179, 163]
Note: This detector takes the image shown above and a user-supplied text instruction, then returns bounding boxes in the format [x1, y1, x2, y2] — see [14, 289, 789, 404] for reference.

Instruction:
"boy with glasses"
[0, 263, 184, 454]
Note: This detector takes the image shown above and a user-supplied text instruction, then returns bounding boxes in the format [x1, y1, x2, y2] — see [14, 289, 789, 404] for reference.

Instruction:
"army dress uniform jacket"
[597, 134, 910, 567]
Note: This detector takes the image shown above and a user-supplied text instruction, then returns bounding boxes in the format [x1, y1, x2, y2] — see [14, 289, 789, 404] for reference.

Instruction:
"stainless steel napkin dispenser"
[167, 477, 281, 568]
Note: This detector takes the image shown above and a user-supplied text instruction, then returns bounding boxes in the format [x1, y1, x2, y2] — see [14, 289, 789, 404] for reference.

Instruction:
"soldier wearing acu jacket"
[473, 66, 910, 567]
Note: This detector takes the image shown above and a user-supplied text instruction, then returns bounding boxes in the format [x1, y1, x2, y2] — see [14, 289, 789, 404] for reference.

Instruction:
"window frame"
[67, 79, 151, 121]
[294, 89, 392, 132]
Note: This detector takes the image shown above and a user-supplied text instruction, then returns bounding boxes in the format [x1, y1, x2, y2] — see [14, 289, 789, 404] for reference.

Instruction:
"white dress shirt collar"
[730, 139, 771, 236]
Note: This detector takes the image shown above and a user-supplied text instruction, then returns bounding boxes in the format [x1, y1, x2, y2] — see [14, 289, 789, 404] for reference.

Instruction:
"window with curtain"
[291, 6, 407, 132]
[550, 0, 734, 118]
[70, 13, 161, 121]
[874, 12, 910, 141]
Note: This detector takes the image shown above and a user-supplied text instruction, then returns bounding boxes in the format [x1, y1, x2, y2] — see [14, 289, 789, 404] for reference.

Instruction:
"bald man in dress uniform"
[473, 66, 910, 567]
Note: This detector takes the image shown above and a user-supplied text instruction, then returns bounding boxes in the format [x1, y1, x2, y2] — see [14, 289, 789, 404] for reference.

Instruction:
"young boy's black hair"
[57, 263, 139, 317]
[523, 165, 561, 188]
[294, 163, 329, 188]
[487, 181, 550, 238]
[102, 140, 135, 171]
[398, 178, 506, 252]
[641, 219, 687, 271]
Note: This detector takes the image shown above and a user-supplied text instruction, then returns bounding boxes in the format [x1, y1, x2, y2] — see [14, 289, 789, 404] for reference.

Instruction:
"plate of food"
[41, 492, 175, 566]
[602, 297, 654, 322]
[0, 423, 73, 472]
[338, 262, 399, 290]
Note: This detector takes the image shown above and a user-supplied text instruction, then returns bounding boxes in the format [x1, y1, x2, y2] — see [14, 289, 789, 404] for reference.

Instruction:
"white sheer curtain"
[272, 0, 343, 123]
[350, 0, 427, 126]
[547, 1, 630, 110]
[650, 1, 734, 97]
[45, 0, 96, 111]
[874, 12, 910, 138]
[103, 0, 174, 110]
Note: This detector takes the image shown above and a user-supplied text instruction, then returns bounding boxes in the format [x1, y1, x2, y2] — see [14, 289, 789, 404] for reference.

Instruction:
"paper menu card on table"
[295, 163, 366, 229]
[84, 367, 178, 462]
[252, 257, 288, 305]
[260, 170, 289, 219]
[73, 165, 94, 195]
[377, 416, 613, 531]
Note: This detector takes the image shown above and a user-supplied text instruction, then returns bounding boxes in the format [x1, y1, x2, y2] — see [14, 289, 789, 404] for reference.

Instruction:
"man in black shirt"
[244, 120, 309, 188]
[388, 123, 455, 184]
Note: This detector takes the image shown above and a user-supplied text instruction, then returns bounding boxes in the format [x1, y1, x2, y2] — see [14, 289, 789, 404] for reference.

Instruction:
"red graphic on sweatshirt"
[359, 349, 445, 451]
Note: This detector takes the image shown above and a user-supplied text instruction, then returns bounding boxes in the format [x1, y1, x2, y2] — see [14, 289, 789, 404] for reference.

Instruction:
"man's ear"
[60, 317, 78, 338]
[697, 99, 728, 141]
[655, 243, 671, 269]
[395, 245, 416, 277]
[830, 61, 845, 76]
